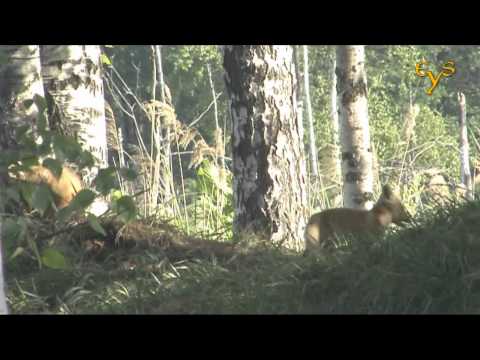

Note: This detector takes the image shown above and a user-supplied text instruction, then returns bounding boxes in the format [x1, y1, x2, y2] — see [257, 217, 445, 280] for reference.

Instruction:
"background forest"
[1, 45, 480, 314]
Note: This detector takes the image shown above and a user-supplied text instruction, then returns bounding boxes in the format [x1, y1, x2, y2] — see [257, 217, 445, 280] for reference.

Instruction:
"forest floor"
[6, 200, 480, 314]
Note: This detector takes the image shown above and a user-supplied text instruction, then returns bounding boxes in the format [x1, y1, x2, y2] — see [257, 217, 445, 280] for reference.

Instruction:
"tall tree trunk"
[0, 45, 45, 151]
[222, 45, 308, 251]
[303, 46, 319, 178]
[0, 45, 45, 315]
[458, 92, 473, 200]
[0, 213, 7, 314]
[336, 45, 374, 210]
[330, 52, 342, 191]
[40, 45, 108, 215]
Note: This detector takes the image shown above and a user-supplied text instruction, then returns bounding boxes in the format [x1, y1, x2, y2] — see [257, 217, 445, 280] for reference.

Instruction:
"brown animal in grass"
[304, 184, 411, 254]
[12, 165, 83, 209]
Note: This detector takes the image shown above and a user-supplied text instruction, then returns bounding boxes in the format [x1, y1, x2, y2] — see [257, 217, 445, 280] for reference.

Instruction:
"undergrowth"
[5, 199, 480, 314]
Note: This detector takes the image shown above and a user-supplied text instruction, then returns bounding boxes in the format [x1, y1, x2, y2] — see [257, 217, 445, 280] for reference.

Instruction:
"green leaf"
[15, 124, 31, 139]
[115, 196, 137, 223]
[37, 110, 48, 133]
[111, 190, 123, 201]
[87, 213, 107, 236]
[41, 248, 70, 270]
[5, 187, 21, 204]
[53, 135, 83, 162]
[1, 217, 28, 258]
[33, 94, 47, 113]
[56, 206, 74, 223]
[57, 189, 96, 222]
[19, 182, 36, 208]
[100, 53, 112, 66]
[70, 189, 96, 210]
[94, 167, 118, 195]
[23, 99, 34, 109]
[2, 218, 22, 247]
[78, 151, 95, 169]
[42, 158, 63, 178]
[32, 184, 54, 215]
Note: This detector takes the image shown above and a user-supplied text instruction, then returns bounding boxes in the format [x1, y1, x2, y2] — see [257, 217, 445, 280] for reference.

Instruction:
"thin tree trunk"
[293, 46, 305, 153]
[222, 45, 308, 250]
[0, 217, 7, 314]
[330, 53, 342, 189]
[336, 45, 374, 210]
[458, 92, 473, 200]
[303, 46, 318, 178]
[152, 45, 177, 218]
[155, 45, 166, 103]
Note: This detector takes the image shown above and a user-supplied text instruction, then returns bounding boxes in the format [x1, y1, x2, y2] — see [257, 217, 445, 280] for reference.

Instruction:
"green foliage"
[52, 135, 84, 163]
[188, 160, 233, 237]
[2, 217, 27, 256]
[112, 195, 137, 223]
[31, 183, 55, 216]
[414, 105, 460, 176]
[94, 167, 118, 195]
[56, 189, 96, 222]
[41, 248, 70, 270]
[1, 94, 119, 270]
[87, 213, 107, 236]
[100, 53, 112, 67]
[42, 158, 63, 178]
[309, 46, 335, 143]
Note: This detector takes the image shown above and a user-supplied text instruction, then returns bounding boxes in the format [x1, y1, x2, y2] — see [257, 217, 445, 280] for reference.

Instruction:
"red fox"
[11, 165, 83, 209]
[304, 184, 411, 253]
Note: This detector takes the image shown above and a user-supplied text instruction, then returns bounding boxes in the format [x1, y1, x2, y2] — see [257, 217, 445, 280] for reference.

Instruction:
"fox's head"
[376, 184, 412, 225]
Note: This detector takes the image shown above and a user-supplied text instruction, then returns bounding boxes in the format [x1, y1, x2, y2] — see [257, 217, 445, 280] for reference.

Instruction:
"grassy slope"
[6, 200, 480, 314]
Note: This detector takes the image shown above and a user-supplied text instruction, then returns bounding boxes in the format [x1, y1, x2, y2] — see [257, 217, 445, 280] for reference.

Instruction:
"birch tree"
[336, 45, 374, 210]
[458, 92, 473, 200]
[0, 45, 45, 150]
[0, 45, 46, 315]
[40, 45, 108, 215]
[222, 45, 308, 250]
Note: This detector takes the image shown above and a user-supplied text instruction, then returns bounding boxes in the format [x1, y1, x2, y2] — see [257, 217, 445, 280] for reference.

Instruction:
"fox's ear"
[382, 184, 393, 199]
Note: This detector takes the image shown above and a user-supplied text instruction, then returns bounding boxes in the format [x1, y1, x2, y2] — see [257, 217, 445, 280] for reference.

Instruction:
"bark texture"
[223, 45, 308, 250]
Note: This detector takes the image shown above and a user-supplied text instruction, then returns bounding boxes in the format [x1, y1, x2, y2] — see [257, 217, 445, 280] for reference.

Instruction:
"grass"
[5, 199, 480, 314]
